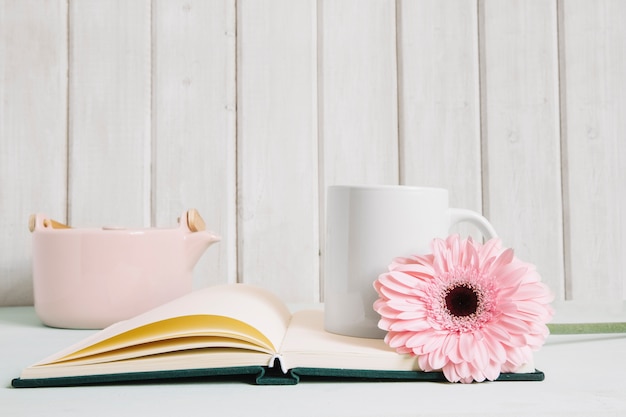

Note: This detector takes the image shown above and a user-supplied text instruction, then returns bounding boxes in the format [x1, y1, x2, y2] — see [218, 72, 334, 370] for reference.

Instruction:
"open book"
[12, 284, 543, 387]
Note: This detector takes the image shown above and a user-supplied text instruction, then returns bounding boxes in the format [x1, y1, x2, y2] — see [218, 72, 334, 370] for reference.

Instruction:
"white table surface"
[1, 306, 626, 417]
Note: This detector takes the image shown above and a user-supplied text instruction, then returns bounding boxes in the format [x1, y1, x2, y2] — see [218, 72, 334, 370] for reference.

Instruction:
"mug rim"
[328, 184, 448, 192]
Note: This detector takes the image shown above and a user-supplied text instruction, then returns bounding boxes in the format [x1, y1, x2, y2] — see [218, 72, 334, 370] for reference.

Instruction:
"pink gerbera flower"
[373, 234, 554, 383]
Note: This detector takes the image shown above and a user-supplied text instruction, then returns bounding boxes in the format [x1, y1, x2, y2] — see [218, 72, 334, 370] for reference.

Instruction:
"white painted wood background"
[1, 0, 625, 311]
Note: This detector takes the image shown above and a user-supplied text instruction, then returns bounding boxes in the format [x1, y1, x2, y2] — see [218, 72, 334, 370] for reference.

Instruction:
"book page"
[34, 284, 292, 367]
[20, 349, 272, 380]
[279, 310, 421, 372]
[280, 310, 535, 374]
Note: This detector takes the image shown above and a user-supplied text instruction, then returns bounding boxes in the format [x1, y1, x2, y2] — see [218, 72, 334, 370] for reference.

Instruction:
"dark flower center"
[445, 285, 479, 317]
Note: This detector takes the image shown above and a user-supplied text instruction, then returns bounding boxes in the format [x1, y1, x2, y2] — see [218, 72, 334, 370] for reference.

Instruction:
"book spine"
[267, 353, 288, 373]
[255, 356, 299, 385]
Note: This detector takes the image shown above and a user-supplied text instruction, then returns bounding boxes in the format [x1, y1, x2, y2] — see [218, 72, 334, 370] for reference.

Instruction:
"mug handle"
[448, 208, 497, 239]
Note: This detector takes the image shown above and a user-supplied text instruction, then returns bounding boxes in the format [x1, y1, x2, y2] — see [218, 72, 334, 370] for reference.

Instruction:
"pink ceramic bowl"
[29, 209, 220, 329]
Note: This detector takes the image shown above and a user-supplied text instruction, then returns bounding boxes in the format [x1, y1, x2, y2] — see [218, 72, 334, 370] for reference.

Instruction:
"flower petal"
[442, 363, 461, 383]
[390, 318, 431, 332]
[478, 237, 503, 264]
[496, 265, 529, 288]
[483, 332, 507, 363]
[431, 238, 450, 274]
[459, 332, 475, 362]
[456, 360, 471, 381]
[396, 309, 427, 320]
[490, 248, 515, 272]
[447, 335, 464, 364]
[471, 334, 490, 370]
[469, 363, 487, 383]
[377, 272, 418, 294]
[387, 299, 424, 312]
[386, 331, 414, 348]
[484, 360, 502, 381]
[418, 353, 433, 371]
[391, 263, 436, 279]
[498, 317, 531, 334]
[427, 346, 449, 370]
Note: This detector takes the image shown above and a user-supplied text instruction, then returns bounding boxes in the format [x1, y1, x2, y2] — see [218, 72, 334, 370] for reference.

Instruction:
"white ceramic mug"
[323, 185, 497, 338]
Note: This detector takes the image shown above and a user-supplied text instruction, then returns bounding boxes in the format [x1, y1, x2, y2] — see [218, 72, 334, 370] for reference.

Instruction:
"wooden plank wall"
[1, 0, 625, 310]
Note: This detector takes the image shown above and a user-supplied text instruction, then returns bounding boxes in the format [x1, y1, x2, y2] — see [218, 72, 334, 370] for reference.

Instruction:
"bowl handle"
[180, 208, 206, 232]
[28, 214, 71, 232]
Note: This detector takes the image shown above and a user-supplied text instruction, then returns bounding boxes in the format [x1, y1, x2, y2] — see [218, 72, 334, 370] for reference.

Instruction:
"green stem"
[548, 322, 626, 335]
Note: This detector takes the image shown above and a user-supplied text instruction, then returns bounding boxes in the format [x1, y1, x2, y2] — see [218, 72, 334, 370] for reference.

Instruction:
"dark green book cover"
[12, 365, 545, 388]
